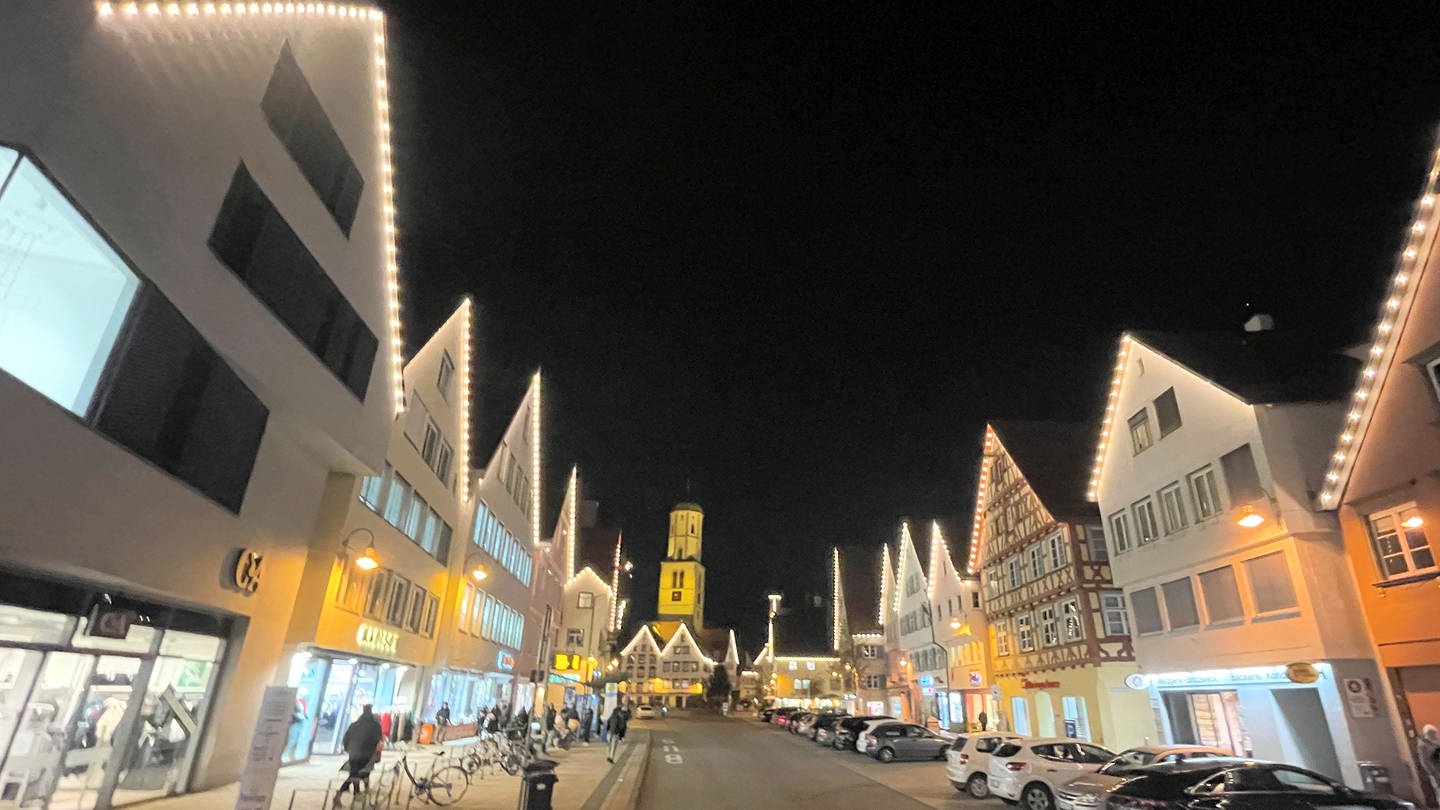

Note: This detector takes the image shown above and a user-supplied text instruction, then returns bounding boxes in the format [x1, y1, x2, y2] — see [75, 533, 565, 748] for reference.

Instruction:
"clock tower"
[656, 502, 706, 629]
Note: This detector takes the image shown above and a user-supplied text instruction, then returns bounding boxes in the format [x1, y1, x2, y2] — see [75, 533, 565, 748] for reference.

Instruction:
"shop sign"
[969, 672, 982, 687]
[1022, 679, 1060, 690]
[496, 650, 515, 671]
[87, 604, 139, 640]
[1286, 662, 1320, 684]
[231, 548, 264, 593]
[1343, 677, 1378, 718]
[553, 653, 582, 672]
[1125, 673, 1149, 690]
[918, 674, 934, 687]
[356, 623, 398, 656]
[1150, 665, 1305, 689]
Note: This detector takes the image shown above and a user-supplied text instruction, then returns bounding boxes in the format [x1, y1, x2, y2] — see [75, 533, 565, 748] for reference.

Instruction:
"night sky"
[385, 1, 1440, 651]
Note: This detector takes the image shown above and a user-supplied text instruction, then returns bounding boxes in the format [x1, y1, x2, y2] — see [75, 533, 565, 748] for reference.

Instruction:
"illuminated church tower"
[656, 502, 706, 629]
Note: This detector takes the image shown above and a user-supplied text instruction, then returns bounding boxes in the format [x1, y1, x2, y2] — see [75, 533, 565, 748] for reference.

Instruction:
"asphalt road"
[634, 713, 993, 810]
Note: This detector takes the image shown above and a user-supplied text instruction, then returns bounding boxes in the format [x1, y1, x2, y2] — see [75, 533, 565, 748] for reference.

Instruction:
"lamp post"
[340, 528, 380, 570]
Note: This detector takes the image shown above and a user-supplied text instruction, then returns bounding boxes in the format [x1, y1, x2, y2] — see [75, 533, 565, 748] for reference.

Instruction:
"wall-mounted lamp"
[463, 552, 490, 581]
[1235, 504, 1266, 528]
[341, 528, 380, 570]
[1402, 514, 1425, 529]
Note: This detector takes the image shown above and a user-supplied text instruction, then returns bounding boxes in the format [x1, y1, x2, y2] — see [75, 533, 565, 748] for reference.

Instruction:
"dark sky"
[386, 1, 1440, 651]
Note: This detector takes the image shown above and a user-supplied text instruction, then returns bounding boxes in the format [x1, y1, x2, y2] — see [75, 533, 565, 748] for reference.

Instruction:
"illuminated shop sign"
[356, 624, 398, 656]
[496, 650, 515, 671]
[1022, 679, 1060, 689]
[1146, 664, 1329, 690]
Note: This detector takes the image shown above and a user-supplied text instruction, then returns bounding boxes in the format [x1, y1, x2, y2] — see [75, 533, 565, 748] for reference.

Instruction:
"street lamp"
[341, 528, 380, 570]
[1235, 504, 1265, 528]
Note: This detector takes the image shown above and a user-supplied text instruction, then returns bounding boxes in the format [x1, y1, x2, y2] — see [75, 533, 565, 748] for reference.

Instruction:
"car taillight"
[958, 753, 969, 764]
[1005, 761, 1027, 772]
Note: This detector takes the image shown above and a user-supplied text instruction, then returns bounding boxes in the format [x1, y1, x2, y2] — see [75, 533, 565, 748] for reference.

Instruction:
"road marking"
[664, 753, 683, 764]
[661, 737, 682, 764]
[661, 738, 675, 743]
[662, 744, 679, 752]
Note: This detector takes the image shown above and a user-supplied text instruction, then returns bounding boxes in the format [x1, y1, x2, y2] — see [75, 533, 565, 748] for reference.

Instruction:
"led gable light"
[1235, 505, 1265, 528]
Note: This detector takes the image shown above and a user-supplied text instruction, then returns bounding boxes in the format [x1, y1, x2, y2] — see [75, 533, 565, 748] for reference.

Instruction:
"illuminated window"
[1061, 598, 1083, 642]
[1366, 503, 1434, 579]
[577, 592, 594, 609]
[994, 620, 1011, 656]
[1016, 614, 1035, 652]
[1128, 409, 1153, 454]
[788, 661, 797, 671]
[806, 661, 815, 671]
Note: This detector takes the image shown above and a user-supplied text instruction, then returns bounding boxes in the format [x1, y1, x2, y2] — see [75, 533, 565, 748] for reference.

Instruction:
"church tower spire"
[657, 501, 707, 629]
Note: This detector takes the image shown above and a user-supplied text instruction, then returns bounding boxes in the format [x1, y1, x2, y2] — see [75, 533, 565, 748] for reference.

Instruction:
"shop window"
[1365, 503, 1435, 579]
[1011, 698, 1031, 735]
[1198, 566, 1244, 623]
[1131, 587, 1163, 635]
[1244, 552, 1299, 613]
[1153, 388, 1181, 436]
[1189, 465, 1222, 520]
[0, 147, 141, 416]
[1062, 695, 1091, 741]
[1161, 577, 1200, 629]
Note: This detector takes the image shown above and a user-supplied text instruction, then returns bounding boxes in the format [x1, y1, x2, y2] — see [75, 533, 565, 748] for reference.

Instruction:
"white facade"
[0, 5, 400, 805]
[894, 524, 945, 725]
[1092, 333, 1406, 785]
[924, 523, 991, 731]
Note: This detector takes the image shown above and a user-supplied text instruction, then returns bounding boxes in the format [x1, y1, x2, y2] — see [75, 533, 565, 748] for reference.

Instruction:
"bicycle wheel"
[425, 766, 469, 806]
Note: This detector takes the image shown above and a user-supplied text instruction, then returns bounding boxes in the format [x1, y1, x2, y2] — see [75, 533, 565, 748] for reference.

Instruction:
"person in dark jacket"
[335, 705, 383, 802]
[541, 704, 557, 752]
[604, 703, 628, 763]
[433, 702, 451, 744]
[580, 706, 595, 743]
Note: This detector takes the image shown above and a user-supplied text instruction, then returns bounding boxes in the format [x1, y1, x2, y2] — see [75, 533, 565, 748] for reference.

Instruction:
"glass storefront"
[282, 651, 419, 764]
[424, 670, 513, 727]
[0, 586, 229, 809]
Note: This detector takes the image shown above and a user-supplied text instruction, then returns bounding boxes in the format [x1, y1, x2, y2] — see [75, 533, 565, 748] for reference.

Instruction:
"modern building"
[1318, 137, 1440, 806]
[281, 299, 472, 762]
[975, 421, 1148, 748]
[0, 4, 402, 805]
[1090, 325, 1408, 788]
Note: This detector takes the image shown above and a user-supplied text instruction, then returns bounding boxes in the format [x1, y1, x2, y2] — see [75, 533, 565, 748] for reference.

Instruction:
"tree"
[707, 665, 732, 698]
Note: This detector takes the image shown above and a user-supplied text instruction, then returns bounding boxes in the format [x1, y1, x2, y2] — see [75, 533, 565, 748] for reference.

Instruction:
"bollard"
[517, 758, 559, 810]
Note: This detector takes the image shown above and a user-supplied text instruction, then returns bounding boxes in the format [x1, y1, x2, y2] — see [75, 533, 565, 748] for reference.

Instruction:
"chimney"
[1244, 314, 1275, 333]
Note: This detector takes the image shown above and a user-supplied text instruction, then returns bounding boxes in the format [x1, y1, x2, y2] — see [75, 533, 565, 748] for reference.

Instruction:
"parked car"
[944, 731, 1023, 798]
[987, 738, 1116, 810]
[863, 723, 949, 762]
[633, 705, 658, 720]
[1179, 762, 1415, 810]
[812, 713, 850, 745]
[773, 707, 799, 726]
[788, 712, 816, 735]
[760, 708, 777, 723]
[1096, 758, 1259, 810]
[854, 718, 903, 753]
[1055, 746, 1229, 809]
[832, 715, 892, 751]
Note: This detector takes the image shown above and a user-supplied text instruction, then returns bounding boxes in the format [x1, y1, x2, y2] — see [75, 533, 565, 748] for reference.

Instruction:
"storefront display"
[282, 651, 418, 764]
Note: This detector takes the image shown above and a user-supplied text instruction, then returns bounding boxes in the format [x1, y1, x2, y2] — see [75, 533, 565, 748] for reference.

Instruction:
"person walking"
[605, 704, 628, 763]
[1420, 724, 1440, 799]
[541, 703, 557, 753]
[580, 705, 594, 743]
[433, 702, 451, 745]
[335, 704, 383, 805]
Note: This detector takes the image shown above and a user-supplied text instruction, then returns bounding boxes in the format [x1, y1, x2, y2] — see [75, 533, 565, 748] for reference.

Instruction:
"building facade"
[1090, 328, 1407, 788]
[925, 524, 991, 732]
[975, 421, 1148, 748]
[0, 5, 402, 805]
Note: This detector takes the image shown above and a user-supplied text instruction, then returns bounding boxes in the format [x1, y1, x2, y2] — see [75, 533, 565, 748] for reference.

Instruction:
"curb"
[600, 730, 651, 810]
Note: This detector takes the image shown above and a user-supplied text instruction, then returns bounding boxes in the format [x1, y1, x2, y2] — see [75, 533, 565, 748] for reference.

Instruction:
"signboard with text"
[235, 686, 296, 810]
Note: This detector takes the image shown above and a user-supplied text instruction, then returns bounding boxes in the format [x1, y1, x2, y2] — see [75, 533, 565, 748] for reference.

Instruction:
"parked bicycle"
[388, 752, 469, 806]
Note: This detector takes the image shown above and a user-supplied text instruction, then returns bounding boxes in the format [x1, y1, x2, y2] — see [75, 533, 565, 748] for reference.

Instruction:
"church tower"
[656, 502, 706, 629]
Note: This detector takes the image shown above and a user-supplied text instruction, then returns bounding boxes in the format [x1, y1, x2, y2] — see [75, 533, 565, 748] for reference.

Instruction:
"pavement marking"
[664, 753, 683, 764]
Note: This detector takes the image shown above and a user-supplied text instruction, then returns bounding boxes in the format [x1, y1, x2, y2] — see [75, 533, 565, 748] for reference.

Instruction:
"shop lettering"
[356, 623, 398, 655]
[1022, 679, 1060, 689]
[87, 605, 138, 640]
[496, 650, 515, 671]
[232, 548, 264, 593]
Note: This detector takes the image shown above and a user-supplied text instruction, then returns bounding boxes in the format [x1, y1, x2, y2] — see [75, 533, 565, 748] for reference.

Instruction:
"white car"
[1053, 745, 1230, 809]
[944, 731, 1023, 798]
[633, 705, 658, 719]
[854, 718, 903, 753]
[986, 738, 1116, 810]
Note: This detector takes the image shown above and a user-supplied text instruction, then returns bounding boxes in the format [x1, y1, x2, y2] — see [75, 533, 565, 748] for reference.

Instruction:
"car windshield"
[1101, 749, 1154, 773]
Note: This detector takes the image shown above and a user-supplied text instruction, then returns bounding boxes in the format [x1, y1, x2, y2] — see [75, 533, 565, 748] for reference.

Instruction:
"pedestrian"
[542, 703, 557, 752]
[335, 704, 383, 805]
[581, 706, 594, 743]
[605, 703, 628, 763]
[976, 710, 988, 732]
[433, 702, 451, 745]
[1420, 724, 1440, 799]
[485, 707, 500, 734]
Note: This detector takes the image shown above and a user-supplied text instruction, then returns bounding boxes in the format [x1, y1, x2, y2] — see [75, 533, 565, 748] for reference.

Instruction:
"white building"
[0, 4, 402, 805]
[893, 523, 947, 726]
[924, 523, 991, 731]
[1090, 324, 1408, 785]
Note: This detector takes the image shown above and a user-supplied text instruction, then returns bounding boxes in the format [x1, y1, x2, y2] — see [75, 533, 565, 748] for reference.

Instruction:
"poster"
[235, 686, 298, 810]
[1343, 677, 1378, 719]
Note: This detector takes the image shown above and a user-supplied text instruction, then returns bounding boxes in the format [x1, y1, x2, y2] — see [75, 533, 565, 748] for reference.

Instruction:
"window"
[1272, 768, 1336, 793]
[1366, 504, 1435, 579]
[1029, 545, 1046, 579]
[1109, 511, 1132, 554]
[1132, 498, 1160, 544]
[1011, 698, 1031, 736]
[1016, 614, 1035, 652]
[1085, 525, 1107, 561]
[1159, 482, 1188, 534]
[1006, 557, 1022, 589]
[365, 570, 391, 619]
[971, 591, 981, 608]
[405, 584, 425, 633]
[578, 592, 595, 609]
[0, 148, 142, 417]
[1198, 566, 1244, 623]
[386, 575, 410, 627]
[788, 661, 797, 671]
[261, 43, 364, 234]
[1153, 388, 1181, 436]
[1188, 465, 1222, 520]
[1220, 443, 1263, 505]
[1062, 696, 1091, 741]
[434, 440, 453, 484]
[1131, 587, 1163, 635]
[1101, 592, 1130, 636]
[862, 674, 884, 689]
[437, 351, 456, 401]
[336, 555, 370, 613]
[805, 660, 815, 671]
[403, 493, 426, 540]
[1046, 531, 1068, 570]
[384, 474, 410, 525]
[995, 619, 1012, 656]
[421, 421, 441, 466]
[1039, 607, 1058, 646]
[422, 593, 438, 638]
[1245, 552, 1299, 612]
[208, 163, 375, 398]
[1061, 598, 1083, 642]
[1129, 409, 1153, 454]
[1161, 577, 1200, 629]
[359, 464, 388, 510]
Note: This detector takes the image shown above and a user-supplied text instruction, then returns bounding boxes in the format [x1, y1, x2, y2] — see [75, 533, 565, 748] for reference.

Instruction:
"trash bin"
[519, 758, 559, 810]
[1357, 762, 1391, 794]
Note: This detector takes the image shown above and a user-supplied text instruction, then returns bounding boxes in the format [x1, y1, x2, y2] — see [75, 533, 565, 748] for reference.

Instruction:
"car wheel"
[1022, 783, 1054, 810]
[876, 747, 895, 763]
[966, 773, 990, 799]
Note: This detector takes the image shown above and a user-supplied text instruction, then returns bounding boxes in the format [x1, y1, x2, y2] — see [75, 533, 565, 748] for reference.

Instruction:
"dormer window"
[1153, 388, 1182, 436]
[1128, 409, 1153, 454]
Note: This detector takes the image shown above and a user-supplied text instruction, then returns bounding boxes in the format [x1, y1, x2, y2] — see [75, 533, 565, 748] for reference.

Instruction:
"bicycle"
[457, 735, 503, 777]
[389, 752, 469, 806]
[495, 727, 534, 776]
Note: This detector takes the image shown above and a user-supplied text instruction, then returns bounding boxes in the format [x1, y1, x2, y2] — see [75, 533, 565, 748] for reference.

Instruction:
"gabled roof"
[1130, 330, 1358, 405]
[990, 420, 1098, 520]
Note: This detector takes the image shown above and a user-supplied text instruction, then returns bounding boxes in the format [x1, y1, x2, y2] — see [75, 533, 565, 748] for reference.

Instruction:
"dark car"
[760, 708, 777, 723]
[772, 707, 799, 726]
[863, 722, 948, 763]
[1178, 763, 1415, 810]
[787, 712, 815, 734]
[1099, 758, 1261, 809]
[832, 715, 888, 751]
[811, 713, 850, 744]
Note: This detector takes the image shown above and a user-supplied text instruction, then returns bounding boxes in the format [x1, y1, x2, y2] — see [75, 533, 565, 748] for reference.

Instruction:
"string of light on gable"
[831, 547, 842, 651]
[927, 520, 954, 600]
[1319, 142, 1440, 507]
[95, 1, 406, 417]
[966, 425, 998, 574]
[608, 532, 623, 632]
[565, 466, 578, 581]
[877, 542, 892, 626]
[530, 370, 542, 546]
[1086, 335, 1135, 502]
[893, 521, 914, 617]
[459, 298, 474, 502]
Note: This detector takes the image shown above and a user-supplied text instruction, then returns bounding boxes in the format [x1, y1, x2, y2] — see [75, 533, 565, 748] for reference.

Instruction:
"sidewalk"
[138, 732, 647, 810]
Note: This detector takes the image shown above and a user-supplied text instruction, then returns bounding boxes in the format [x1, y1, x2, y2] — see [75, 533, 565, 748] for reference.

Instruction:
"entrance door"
[42, 654, 144, 810]
[311, 660, 355, 755]
[0, 649, 64, 806]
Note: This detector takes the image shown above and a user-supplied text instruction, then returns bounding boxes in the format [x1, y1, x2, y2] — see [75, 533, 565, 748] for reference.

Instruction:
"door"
[45, 654, 145, 810]
[311, 660, 354, 755]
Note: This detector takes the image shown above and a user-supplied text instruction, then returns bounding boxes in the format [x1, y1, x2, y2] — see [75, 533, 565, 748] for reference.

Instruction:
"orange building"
[1319, 138, 1440, 805]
